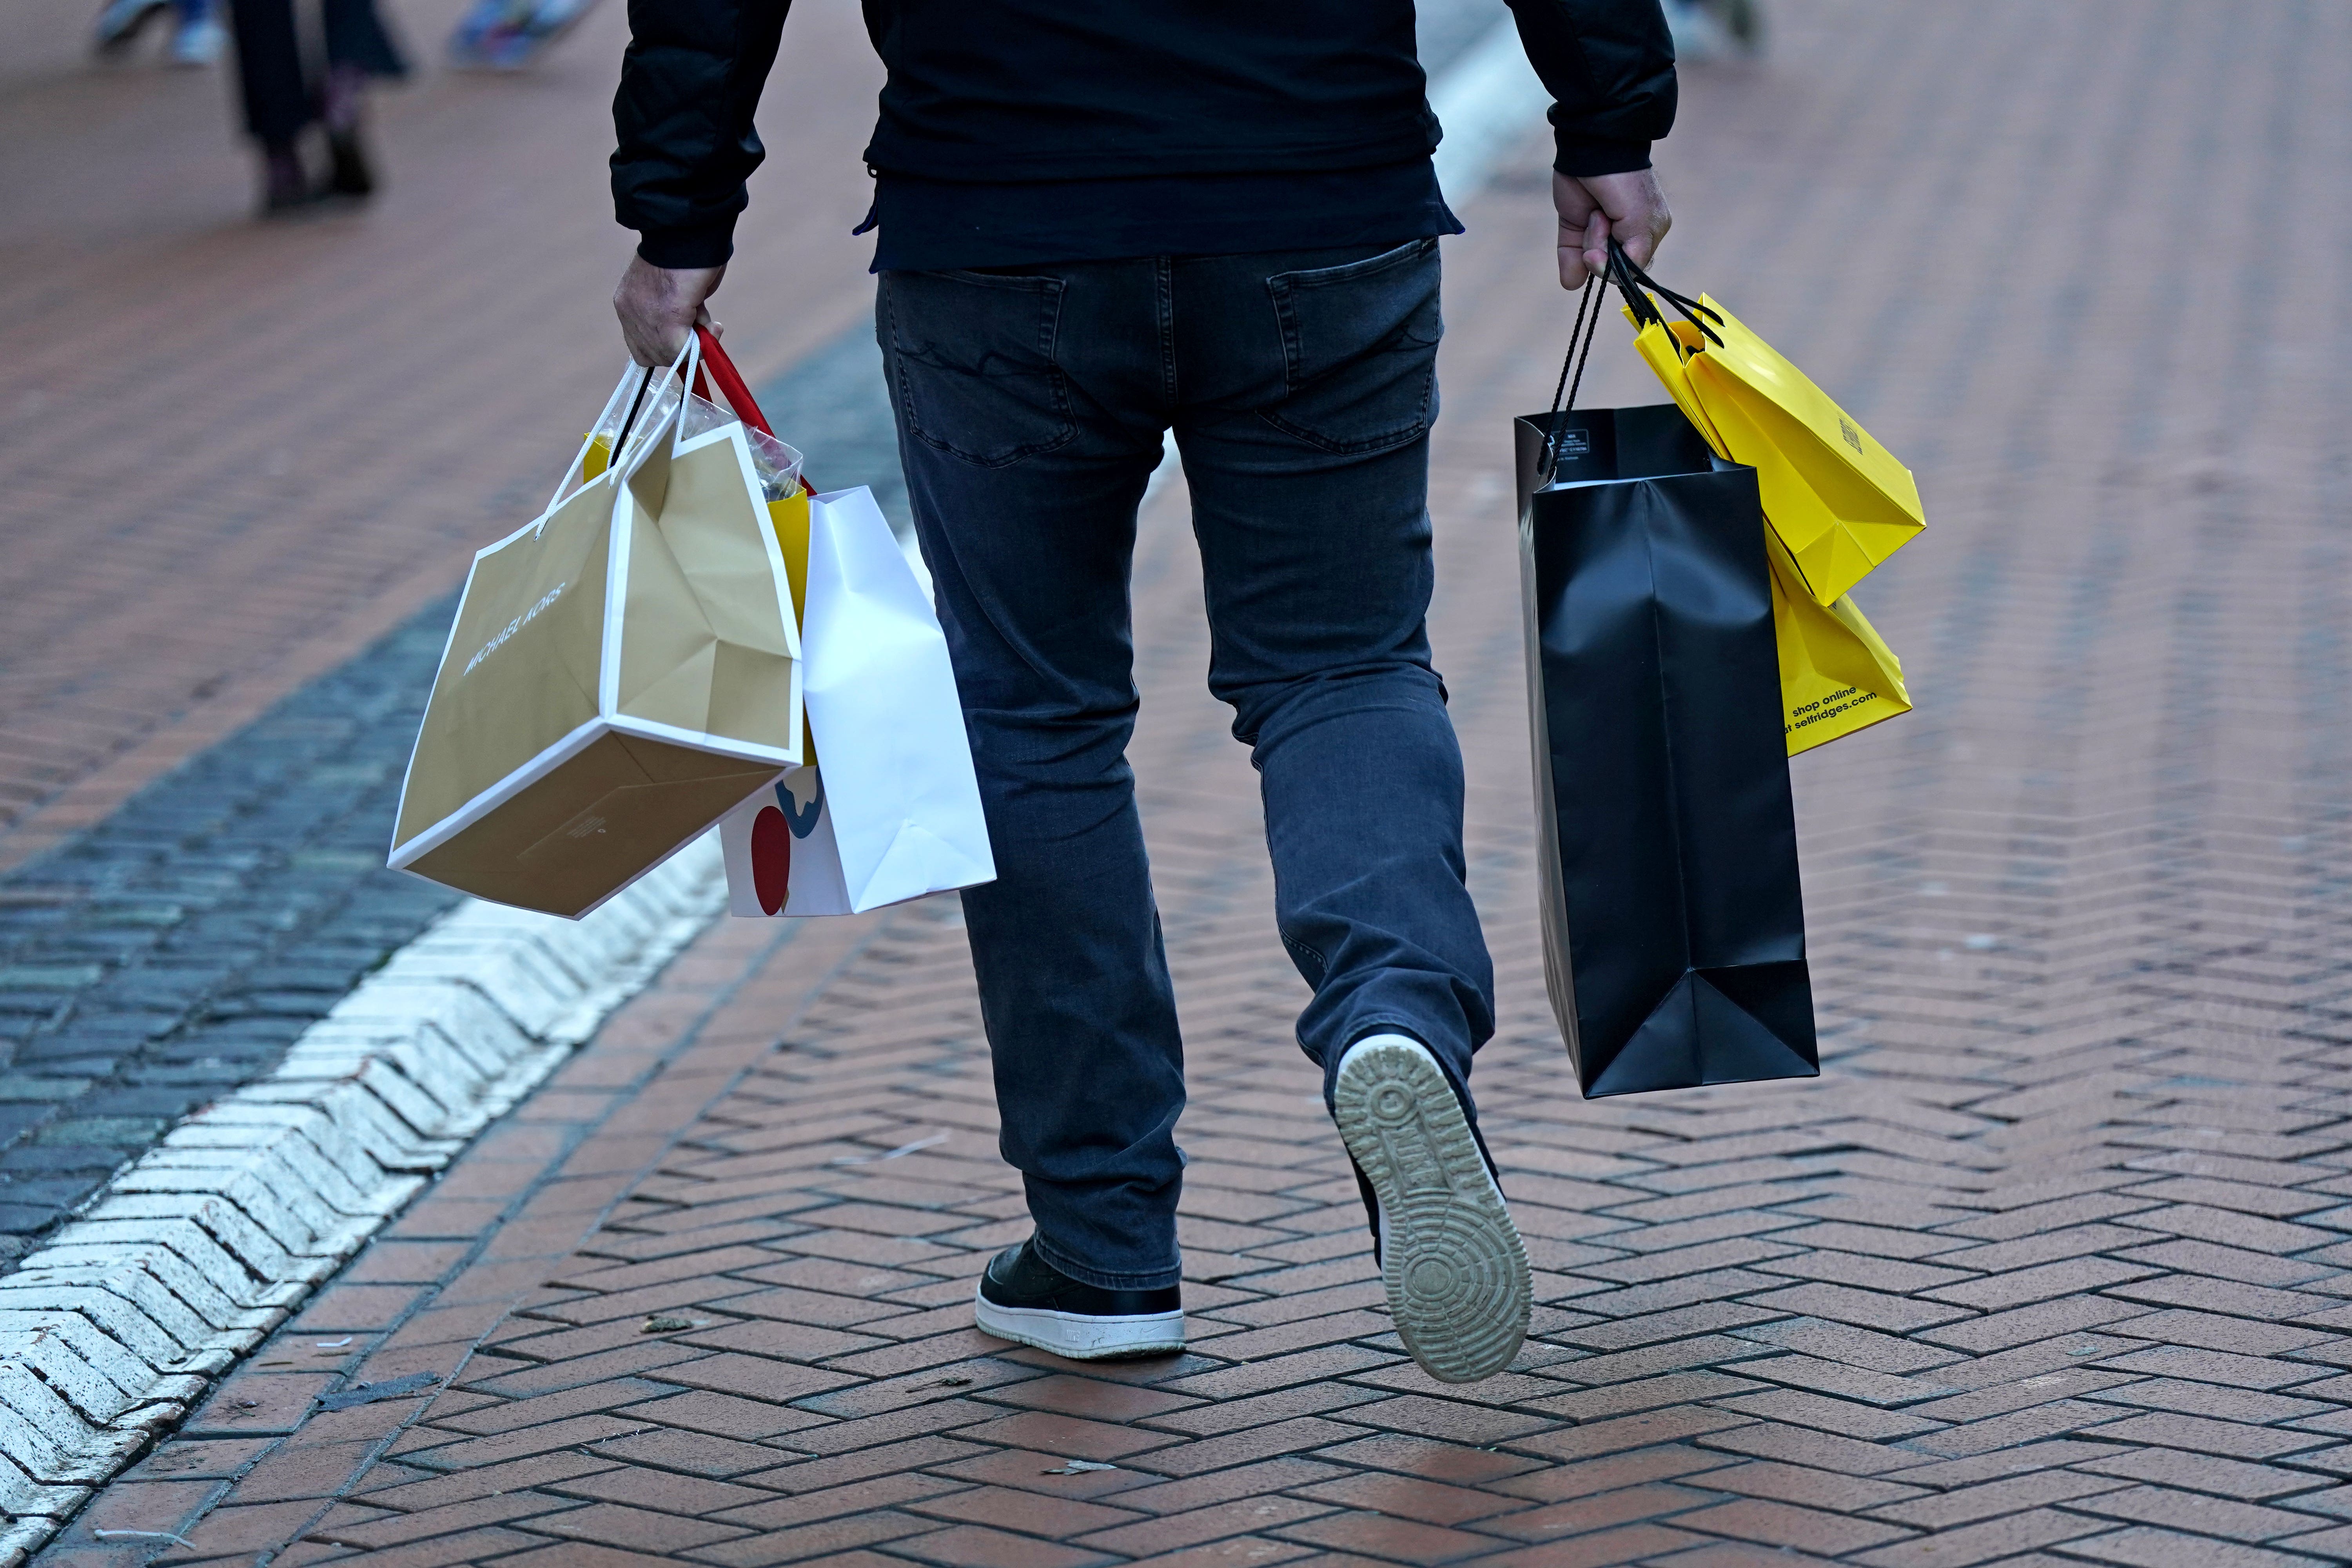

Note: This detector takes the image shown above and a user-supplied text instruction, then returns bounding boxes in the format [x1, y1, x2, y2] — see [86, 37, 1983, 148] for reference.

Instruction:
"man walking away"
[610, 0, 1676, 1385]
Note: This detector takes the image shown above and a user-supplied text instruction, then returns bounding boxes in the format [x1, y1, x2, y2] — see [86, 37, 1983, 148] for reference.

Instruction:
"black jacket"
[614, 0, 1676, 268]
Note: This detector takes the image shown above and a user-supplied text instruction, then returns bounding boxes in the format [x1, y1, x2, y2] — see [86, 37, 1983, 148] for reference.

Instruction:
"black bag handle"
[1607, 238, 1722, 348]
[612, 363, 657, 461]
[1540, 242, 1728, 484]
[1539, 275, 1606, 485]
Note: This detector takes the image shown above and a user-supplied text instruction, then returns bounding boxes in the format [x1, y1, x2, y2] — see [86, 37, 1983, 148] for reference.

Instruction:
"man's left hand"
[1553, 169, 1672, 290]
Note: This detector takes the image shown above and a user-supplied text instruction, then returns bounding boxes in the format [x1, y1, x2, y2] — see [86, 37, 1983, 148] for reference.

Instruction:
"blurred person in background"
[229, 0, 406, 213]
[448, 0, 599, 70]
[1664, 0, 1762, 60]
[94, 0, 225, 66]
[608, 0, 1675, 1384]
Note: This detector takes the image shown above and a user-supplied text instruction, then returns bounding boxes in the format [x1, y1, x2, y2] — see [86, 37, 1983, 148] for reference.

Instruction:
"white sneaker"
[1332, 1034, 1530, 1383]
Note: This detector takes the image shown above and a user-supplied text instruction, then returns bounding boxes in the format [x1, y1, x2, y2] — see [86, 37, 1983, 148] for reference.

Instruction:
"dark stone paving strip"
[0, 605, 465, 1257]
[753, 316, 910, 532]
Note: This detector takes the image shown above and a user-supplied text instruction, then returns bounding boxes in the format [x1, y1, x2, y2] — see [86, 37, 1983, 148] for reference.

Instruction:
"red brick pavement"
[34, 0, 2352, 1564]
[0, 0, 884, 873]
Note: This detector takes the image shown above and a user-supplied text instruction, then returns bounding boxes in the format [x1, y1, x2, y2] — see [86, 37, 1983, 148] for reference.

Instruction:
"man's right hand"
[613, 255, 728, 366]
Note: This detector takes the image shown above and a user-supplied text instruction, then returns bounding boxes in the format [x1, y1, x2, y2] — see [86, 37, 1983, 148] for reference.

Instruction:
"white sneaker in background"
[1665, 0, 1764, 61]
[94, 0, 168, 54]
[170, 15, 224, 65]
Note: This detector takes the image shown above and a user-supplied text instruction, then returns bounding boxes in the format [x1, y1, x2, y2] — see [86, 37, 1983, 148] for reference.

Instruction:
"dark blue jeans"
[878, 240, 1495, 1291]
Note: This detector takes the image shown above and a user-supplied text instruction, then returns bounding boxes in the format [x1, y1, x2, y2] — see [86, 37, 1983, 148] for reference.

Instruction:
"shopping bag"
[1630, 316, 1911, 756]
[1515, 395, 1819, 1096]
[717, 486, 994, 916]
[1631, 318, 1729, 455]
[389, 336, 803, 918]
[1617, 260, 1924, 605]
[1767, 529, 1911, 755]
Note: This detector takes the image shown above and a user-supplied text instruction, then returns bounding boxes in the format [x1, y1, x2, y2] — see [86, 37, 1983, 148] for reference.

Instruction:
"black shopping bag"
[1515, 397, 1819, 1096]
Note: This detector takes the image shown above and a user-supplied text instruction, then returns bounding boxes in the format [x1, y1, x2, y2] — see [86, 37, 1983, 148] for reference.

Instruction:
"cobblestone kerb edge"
[0, 842, 722, 1566]
[0, 605, 468, 1256]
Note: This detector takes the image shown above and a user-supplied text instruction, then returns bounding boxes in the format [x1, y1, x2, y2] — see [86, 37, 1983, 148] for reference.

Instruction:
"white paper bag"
[719, 487, 994, 916]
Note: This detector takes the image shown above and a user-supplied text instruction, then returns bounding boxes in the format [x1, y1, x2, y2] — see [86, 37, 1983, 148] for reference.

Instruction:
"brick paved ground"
[30, 0, 2352, 1564]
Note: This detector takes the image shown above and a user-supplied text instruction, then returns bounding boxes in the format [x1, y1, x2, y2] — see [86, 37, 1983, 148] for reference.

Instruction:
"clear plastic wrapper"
[682, 391, 803, 500]
[564, 366, 804, 502]
[572, 366, 683, 490]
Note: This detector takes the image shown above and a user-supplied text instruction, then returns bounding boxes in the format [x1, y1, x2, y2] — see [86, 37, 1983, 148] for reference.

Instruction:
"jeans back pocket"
[1263, 237, 1444, 456]
[883, 269, 1077, 468]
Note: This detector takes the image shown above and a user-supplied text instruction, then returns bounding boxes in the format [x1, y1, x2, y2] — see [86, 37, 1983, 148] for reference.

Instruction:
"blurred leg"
[317, 0, 400, 195]
[227, 0, 307, 146]
[320, 0, 405, 74]
[878, 261, 1189, 1291]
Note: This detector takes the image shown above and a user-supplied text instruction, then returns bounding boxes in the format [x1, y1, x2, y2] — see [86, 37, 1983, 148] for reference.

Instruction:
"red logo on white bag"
[748, 773, 824, 915]
[750, 808, 792, 914]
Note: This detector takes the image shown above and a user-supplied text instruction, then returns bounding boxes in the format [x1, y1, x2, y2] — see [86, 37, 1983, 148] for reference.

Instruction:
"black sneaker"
[974, 1240, 1185, 1360]
[1332, 1034, 1531, 1383]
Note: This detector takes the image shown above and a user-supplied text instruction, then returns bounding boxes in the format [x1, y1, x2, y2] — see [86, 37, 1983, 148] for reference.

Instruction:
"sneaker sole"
[973, 1293, 1186, 1361]
[1334, 1038, 1531, 1383]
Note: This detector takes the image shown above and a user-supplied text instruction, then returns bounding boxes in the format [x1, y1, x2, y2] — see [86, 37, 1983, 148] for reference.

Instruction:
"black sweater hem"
[613, 0, 1675, 272]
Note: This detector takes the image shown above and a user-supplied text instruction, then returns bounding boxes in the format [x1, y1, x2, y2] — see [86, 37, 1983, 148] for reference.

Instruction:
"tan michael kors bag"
[389, 347, 803, 917]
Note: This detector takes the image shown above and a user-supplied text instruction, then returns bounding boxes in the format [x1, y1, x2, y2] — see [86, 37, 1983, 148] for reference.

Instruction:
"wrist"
[1552, 135, 1653, 178]
[633, 222, 736, 271]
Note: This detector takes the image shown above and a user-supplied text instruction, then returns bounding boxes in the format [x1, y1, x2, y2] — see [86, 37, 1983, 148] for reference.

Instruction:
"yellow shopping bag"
[1683, 299, 1923, 605]
[1628, 312, 1910, 755]
[770, 489, 811, 622]
[1763, 527, 1910, 755]
[1630, 318, 1728, 455]
[1615, 249, 1924, 604]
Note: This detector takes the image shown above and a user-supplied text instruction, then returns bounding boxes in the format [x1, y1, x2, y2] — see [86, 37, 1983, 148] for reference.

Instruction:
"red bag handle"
[693, 325, 773, 435]
[693, 324, 815, 494]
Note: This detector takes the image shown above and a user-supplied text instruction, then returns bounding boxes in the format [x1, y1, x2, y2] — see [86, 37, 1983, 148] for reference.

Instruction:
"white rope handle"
[542, 334, 702, 514]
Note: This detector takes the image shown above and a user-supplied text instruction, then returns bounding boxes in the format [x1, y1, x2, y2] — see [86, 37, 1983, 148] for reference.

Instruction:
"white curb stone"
[0, 838, 724, 1565]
